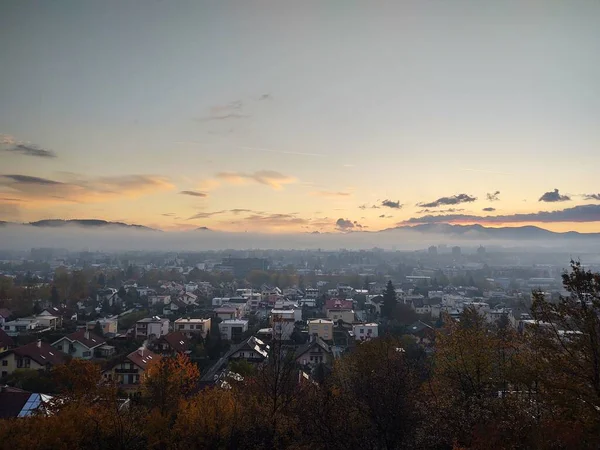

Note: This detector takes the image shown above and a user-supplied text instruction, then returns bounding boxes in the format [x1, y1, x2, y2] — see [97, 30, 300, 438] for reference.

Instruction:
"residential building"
[307, 319, 334, 341]
[0, 386, 53, 418]
[162, 298, 188, 316]
[352, 323, 379, 341]
[87, 317, 118, 335]
[0, 309, 12, 327]
[304, 288, 319, 300]
[102, 348, 159, 391]
[325, 300, 355, 323]
[181, 292, 198, 305]
[0, 340, 67, 378]
[52, 330, 108, 360]
[174, 317, 211, 338]
[226, 336, 269, 363]
[270, 309, 296, 341]
[214, 306, 239, 321]
[149, 295, 171, 306]
[135, 316, 170, 339]
[4, 317, 40, 336]
[212, 297, 229, 307]
[295, 336, 333, 367]
[219, 319, 249, 341]
[150, 331, 191, 356]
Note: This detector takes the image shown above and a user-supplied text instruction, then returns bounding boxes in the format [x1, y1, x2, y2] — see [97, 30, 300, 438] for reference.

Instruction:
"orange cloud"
[0, 173, 174, 207]
[216, 170, 296, 190]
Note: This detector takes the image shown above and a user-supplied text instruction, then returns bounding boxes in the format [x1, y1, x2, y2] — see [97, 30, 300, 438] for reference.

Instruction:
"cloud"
[539, 189, 570, 202]
[198, 100, 248, 122]
[379, 214, 393, 219]
[418, 194, 477, 208]
[6, 144, 56, 158]
[482, 207, 496, 212]
[486, 191, 500, 202]
[335, 218, 356, 231]
[311, 191, 352, 198]
[188, 210, 227, 220]
[583, 193, 600, 201]
[161, 213, 175, 217]
[0, 135, 16, 145]
[179, 190, 208, 197]
[401, 204, 600, 225]
[0, 173, 173, 205]
[216, 170, 296, 190]
[358, 204, 380, 210]
[417, 208, 465, 214]
[381, 199, 402, 209]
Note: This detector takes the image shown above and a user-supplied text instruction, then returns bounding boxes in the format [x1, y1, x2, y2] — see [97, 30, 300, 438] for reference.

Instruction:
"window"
[83, 351, 91, 357]
[195, 325, 201, 330]
[360, 328, 364, 334]
[178, 325, 184, 330]
[1, 371, 6, 377]
[1, 360, 6, 366]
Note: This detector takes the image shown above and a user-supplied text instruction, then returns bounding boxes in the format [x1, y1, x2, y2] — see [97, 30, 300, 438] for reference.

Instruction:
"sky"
[1, 0, 600, 234]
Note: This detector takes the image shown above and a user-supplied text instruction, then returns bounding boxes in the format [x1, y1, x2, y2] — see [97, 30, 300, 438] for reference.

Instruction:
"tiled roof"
[325, 299, 353, 310]
[63, 329, 106, 349]
[0, 328, 14, 348]
[12, 341, 67, 366]
[161, 332, 191, 353]
[127, 348, 160, 370]
[0, 308, 13, 319]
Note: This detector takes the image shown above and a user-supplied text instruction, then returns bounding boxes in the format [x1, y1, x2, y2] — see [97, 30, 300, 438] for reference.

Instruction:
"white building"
[4, 318, 40, 336]
[219, 319, 249, 341]
[352, 323, 379, 341]
[212, 297, 230, 307]
[174, 318, 211, 338]
[305, 288, 319, 299]
[185, 282, 198, 293]
[270, 310, 296, 341]
[135, 317, 170, 339]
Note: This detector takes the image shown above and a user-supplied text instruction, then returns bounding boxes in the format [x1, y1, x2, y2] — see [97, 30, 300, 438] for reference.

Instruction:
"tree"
[381, 280, 397, 318]
[93, 321, 104, 337]
[50, 285, 60, 307]
[143, 354, 200, 413]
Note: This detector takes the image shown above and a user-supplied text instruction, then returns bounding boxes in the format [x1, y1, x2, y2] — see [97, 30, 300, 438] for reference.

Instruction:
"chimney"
[84, 330, 90, 340]
[37, 339, 42, 348]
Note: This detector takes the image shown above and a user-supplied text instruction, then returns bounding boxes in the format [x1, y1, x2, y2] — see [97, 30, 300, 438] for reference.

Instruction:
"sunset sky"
[1, 1, 599, 233]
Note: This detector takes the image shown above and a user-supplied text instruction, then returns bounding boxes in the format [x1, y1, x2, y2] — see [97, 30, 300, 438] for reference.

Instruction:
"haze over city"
[2, 0, 600, 237]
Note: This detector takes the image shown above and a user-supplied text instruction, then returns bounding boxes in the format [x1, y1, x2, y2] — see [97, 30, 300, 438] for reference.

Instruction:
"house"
[150, 331, 191, 356]
[40, 307, 66, 327]
[270, 310, 296, 341]
[52, 330, 108, 360]
[214, 307, 240, 321]
[162, 298, 188, 316]
[135, 316, 170, 339]
[226, 336, 269, 363]
[102, 348, 159, 391]
[0, 340, 67, 378]
[4, 317, 41, 336]
[295, 336, 333, 367]
[324, 299, 355, 324]
[212, 297, 230, 307]
[407, 321, 435, 345]
[219, 319, 249, 341]
[34, 314, 60, 331]
[185, 282, 198, 293]
[0, 309, 12, 327]
[174, 318, 211, 338]
[0, 328, 14, 352]
[148, 295, 171, 307]
[0, 386, 54, 418]
[304, 288, 320, 300]
[307, 319, 334, 341]
[352, 323, 379, 341]
[181, 292, 198, 305]
[87, 317, 118, 335]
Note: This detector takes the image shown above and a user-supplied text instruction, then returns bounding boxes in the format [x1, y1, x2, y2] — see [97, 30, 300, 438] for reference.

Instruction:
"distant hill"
[195, 227, 211, 231]
[382, 223, 600, 240]
[29, 219, 157, 231]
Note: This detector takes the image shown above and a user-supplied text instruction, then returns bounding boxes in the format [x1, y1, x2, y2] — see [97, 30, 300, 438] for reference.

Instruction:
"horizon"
[2, 1, 600, 234]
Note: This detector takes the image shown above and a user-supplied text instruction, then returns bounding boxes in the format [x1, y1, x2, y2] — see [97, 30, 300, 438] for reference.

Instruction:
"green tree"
[381, 280, 397, 319]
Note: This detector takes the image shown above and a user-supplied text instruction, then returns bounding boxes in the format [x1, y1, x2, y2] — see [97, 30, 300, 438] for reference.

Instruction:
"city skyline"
[1, 1, 600, 233]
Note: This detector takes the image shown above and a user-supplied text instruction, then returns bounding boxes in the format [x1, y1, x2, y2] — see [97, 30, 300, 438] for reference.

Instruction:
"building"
[270, 310, 296, 341]
[4, 317, 41, 336]
[0, 328, 14, 352]
[0, 340, 67, 378]
[102, 348, 159, 391]
[0, 386, 53, 418]
[150, 331, 192, 356]
[51, 330, 109, 360]
[304, 288, 320, 300]
[87, 317, 118, 335]
[295, 336, 333, 367]
[219, 319, 249, 341]
[226, 336, 269, 363]
[135, 316, 170, 339]
[352, 323, 379, 341]
[214, 307, 240, 321]
[173, 318, 211, 338]
[307, 319, 334, 341]
[324, 299, 355, 323]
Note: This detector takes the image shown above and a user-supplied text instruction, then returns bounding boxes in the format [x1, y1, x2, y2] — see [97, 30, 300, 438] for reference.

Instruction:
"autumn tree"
[143, 353, 200, 413]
